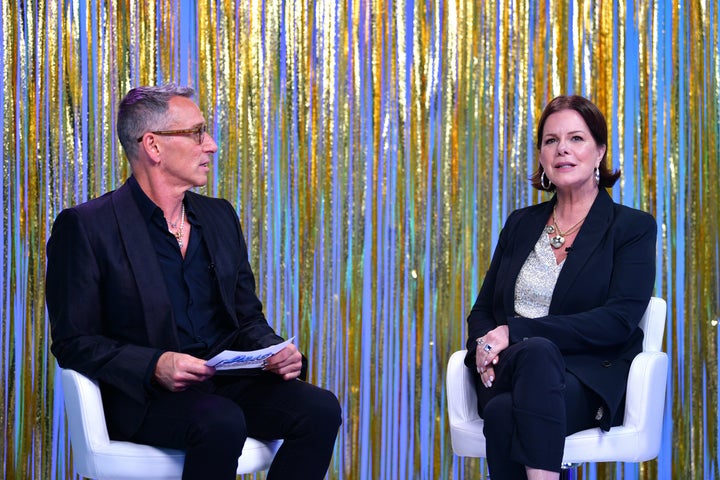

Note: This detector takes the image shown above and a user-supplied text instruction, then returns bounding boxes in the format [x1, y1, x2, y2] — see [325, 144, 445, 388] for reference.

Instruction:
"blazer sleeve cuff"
[143, 349, 166, 394]
[507, 316, 531, 344]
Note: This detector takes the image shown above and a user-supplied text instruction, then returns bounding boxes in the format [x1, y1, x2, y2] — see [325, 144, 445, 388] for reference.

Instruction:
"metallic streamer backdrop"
[1, 0, 718, 479]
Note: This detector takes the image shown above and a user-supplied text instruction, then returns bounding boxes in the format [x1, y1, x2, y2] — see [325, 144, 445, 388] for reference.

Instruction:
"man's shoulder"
[61, 189, 117, 218]
[185, 191, 235, 214]
[51, 181, 137, 234]
[185, 190, 228, 204]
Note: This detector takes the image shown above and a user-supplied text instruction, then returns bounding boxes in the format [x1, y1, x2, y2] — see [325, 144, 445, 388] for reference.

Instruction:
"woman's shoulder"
[607, 201, 657, 240]
[612, 201, 653, 216]
[495, 201, 552, 240]
[589, 189, 655, 230]
[506, 200, 551, 223]
[611, 202, 656, 225]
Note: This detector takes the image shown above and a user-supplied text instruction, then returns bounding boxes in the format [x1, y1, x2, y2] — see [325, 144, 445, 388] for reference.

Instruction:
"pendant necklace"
[544, 205, 586, 249]
[170, 204, 185, 249]
[169, 207, 182, 230]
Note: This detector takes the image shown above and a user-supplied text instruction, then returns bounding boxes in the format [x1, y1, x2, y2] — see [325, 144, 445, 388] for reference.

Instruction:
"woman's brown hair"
[530, 95, 621, 191]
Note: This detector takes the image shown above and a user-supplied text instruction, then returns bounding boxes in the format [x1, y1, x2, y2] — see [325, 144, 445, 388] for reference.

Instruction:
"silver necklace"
[170, 204, 186, 248]
[169, 208, 182, 229]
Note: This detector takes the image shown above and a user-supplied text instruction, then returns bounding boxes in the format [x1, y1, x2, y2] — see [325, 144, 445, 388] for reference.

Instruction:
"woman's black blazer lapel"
[550, 189, 614, 312]
[501, 200, 555, 315]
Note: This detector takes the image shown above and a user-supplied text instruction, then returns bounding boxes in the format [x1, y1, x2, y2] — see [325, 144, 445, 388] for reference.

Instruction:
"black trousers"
[474, 337, 601, 480]
[130, 373, 342, 480]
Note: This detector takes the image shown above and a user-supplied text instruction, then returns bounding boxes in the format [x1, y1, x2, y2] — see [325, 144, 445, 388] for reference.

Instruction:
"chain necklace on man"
[544, 205, 586, 249]
[169, 204, 186, 249]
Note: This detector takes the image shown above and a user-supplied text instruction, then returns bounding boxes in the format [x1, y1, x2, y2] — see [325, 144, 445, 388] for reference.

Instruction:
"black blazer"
[46, 179, 284, 439]
[464, 189, 657, 430]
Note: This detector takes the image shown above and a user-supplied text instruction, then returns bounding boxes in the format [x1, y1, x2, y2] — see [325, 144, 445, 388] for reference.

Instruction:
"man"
[46, 84, 341, 479]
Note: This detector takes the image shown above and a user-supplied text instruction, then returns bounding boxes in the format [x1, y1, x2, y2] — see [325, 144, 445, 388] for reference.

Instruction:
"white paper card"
[205, 337, 295, 370]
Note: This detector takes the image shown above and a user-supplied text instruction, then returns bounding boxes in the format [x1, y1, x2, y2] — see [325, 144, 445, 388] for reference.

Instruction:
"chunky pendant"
[550, 235, 565, 249]
[544, 224, 555, 234]
[174, 231, 183, 249]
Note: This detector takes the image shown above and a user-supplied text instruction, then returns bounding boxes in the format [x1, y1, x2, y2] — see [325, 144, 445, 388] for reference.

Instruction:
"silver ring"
[476, 338, 485, 346]
[483, 343, 492, 353]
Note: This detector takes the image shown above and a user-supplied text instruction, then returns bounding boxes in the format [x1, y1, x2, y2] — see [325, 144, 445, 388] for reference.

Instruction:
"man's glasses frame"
[137, 124, 207, 145]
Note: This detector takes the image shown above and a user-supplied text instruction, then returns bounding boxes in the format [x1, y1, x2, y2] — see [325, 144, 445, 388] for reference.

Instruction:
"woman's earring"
[541, 171, 551, 190]
[594, 167, 600, 186]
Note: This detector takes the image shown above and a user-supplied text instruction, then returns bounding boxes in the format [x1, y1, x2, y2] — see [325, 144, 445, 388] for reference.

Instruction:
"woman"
[464, 95, 656, 480]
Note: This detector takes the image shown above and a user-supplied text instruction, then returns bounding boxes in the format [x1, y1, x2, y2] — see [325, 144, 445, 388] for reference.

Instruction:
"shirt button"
[602, 360, 612, 367]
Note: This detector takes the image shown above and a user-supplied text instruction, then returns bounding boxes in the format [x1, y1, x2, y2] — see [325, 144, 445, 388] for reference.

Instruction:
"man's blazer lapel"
[184, 193, 238, 325]
[111, 182, 178, 350]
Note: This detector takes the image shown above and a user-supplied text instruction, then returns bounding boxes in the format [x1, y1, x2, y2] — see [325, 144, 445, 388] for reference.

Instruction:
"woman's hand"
[475, 325, 510, 387]
[478, 365, 496, 388]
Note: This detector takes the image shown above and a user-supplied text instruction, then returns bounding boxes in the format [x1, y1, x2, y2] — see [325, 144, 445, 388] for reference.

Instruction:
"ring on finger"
[483, 343, 492, 353]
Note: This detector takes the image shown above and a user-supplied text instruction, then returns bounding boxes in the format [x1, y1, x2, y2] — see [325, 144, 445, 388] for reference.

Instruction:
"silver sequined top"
[514, 230, 565, 318]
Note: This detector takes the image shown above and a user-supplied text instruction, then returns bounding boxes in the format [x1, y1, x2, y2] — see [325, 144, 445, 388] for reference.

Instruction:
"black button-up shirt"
[128, 176, 230, 356]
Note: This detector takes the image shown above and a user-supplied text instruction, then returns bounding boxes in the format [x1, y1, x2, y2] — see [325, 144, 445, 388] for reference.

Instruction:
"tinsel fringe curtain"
[1, 1, 718, 479]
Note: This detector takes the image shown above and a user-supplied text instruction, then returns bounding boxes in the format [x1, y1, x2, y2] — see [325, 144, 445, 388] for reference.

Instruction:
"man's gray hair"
[117, 84, 196, 161]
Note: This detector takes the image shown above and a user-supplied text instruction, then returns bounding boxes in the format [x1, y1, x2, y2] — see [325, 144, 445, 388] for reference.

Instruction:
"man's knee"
[187, 398, 247, 449]
[307, 387, 342, 430]
[288, 384, 342, 441]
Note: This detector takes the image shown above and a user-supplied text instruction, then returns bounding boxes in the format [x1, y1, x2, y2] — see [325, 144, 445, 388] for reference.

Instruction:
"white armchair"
[446, 297, 668, 469]
[60, 368, 282, 479]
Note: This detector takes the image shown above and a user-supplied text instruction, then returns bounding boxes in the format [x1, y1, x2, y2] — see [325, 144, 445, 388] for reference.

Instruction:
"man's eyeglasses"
[137, 124, 207, 145]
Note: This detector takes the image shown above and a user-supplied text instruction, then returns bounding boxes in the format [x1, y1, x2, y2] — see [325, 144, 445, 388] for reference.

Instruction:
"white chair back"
[639, 297, 666, 352]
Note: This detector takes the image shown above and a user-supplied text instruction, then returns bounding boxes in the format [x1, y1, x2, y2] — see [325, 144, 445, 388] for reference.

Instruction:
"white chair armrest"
[446, 350, 487, 457]
[446, 350, 480, 425]
[622, 350, 668, 442]
[563, 350, 668, 464]
[60, 368, 114, 477]
[61, 368, 112, 448]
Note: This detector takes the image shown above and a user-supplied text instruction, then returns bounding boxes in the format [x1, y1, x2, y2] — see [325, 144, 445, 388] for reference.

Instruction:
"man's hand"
[154, 352, 216, 392]
[263, 343, 303, 380]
